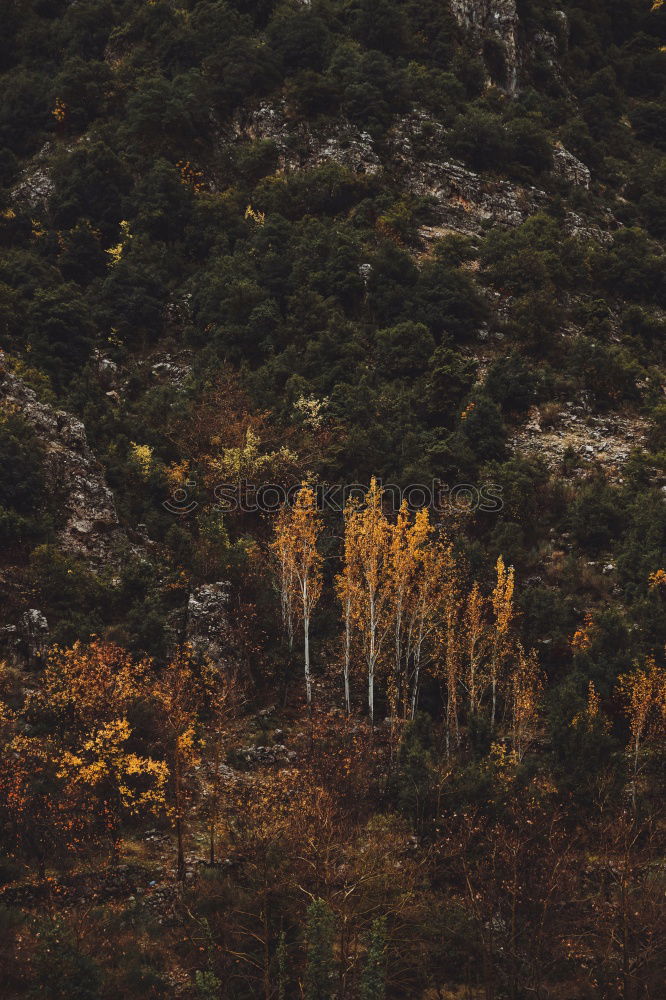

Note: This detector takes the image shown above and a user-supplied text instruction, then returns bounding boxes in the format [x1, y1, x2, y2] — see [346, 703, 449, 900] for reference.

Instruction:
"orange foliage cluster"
[0, 642, 237, 876]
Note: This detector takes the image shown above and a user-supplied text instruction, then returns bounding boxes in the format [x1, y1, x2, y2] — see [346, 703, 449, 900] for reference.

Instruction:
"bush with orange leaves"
[33, 640, 149, 730]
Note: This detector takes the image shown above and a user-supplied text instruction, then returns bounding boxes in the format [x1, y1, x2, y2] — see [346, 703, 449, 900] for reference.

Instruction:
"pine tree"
[360, 916, 387, 1000]
[303, 899, 335, 1000]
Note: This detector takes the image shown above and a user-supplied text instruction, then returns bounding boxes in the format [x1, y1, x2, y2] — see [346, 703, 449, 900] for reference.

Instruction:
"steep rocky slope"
[0, 356, 129, 568]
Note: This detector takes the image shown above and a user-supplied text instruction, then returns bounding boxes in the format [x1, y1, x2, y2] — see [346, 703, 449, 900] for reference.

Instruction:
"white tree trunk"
[304, 613, 311, 706]
[410, 658, 420, 719]
[344, 610, 351, 715]
[368, 597, 376, 724]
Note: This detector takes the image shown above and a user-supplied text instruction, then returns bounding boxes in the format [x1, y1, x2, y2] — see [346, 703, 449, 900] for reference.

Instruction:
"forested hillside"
[0, 0, 665, 997]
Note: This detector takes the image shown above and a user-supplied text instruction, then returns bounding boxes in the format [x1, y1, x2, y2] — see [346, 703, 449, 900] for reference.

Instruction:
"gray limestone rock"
[0, 357, 129, 567]
[186, 582, 231, 663]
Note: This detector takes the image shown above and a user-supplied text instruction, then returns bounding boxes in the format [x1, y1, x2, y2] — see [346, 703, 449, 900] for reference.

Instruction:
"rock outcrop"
[186, 582, 231, 663]
[11, 142, 56, 209]
[226, 104, 602, 242]
[0, 358, 128, 568]
[390, 111, 545, 233]
[226, 102, 381, 176]
[392, 113, 597, 239]
[450, 0, 521, 93]
[552, 143, 591, 189]
[0, 608, 49, 669]
[510, 402, 649, 481]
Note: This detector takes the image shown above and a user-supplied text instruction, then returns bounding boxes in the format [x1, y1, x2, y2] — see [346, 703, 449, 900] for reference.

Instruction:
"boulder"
[552, 143, 591, 189]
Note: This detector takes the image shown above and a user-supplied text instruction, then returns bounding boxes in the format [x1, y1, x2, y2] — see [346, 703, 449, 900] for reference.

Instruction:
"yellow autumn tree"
[388, 504, 448, 719]
[40, 641, 149, 730]
[336, 503, 358, 715]
[490, 556, 515, 732]
[464, 582, 487, 718]
[444, 588, 464, 756]
[57, 718, 168, 861]
[387, 500, 415, 717]
[407, 527, 456, 721]
[0, 733, 68, 876]
[509, 644, 543, 762]
[152, 647, 201, 879]
[617, 658, 666, 808]
[343, 479, 393, 724]
[214, 427, 296, 482]
[272, 504, 295, 652]
[571, 680, 609, 734]
[271, 484, 323, 707]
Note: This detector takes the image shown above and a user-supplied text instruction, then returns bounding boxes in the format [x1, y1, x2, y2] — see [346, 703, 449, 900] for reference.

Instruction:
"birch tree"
[509, 644, 543, 762]
[388, 501, 413, 717]
[407, 529, 456, 720]
[443, 594, 462, 756]
[272, 484, 323, 707]
[490, 556, 515, 733]
[336, 516, 356, 715]
[273, 511, 295, 652]
[344, 479, 392, 725]
[464, 582, 487, 718]
[617, 658, 666, 809]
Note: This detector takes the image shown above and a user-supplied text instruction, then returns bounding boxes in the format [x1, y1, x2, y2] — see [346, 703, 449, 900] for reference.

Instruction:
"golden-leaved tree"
[336, 511, 356, 715]
[509, 644, 544, 762]
[152, 647, 202, 879]
[463, 582, 487, 718]
[404, 515, 456, 722]
[617, 657, 666, 809]
[490, 555, 515, 733]
[57, 718, 168, 861]
[271, 484, 324, 707]
[39, 640, 149, 730]
[341, 479, 393, 724]
[272, 477, 537, 748]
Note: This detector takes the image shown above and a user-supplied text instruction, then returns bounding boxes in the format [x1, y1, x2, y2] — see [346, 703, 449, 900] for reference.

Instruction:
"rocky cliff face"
[226, 103, 596, 242]
[225, 101, 382, 176]
[390, 111, 549, 236]
[450, 0, 521, 93]
[449, 1, 569, 96]
[0, 608, 50, 670]
[0, 357, 128, 569]
[510, 402, 649, 481]
[11, 142, 56, 210]
[185, 582, 231, 665]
